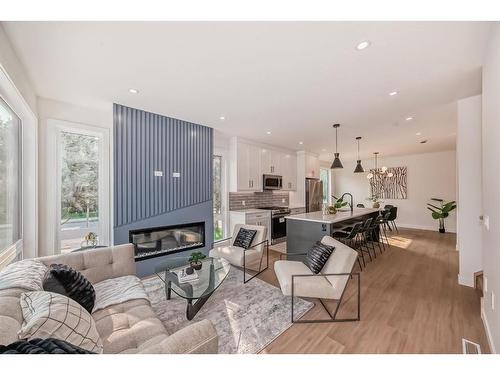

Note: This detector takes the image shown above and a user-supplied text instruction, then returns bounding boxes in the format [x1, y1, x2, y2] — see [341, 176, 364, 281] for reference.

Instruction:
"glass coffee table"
[155, 257, 231, 320]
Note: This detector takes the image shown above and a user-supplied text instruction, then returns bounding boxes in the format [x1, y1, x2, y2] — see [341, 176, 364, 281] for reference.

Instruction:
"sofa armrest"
[138, 319, 218, 354]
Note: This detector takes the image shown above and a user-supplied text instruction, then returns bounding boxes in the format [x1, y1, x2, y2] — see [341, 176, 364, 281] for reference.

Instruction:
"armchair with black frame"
[209, 224, 269, 284]
[274, 236, 361, 323]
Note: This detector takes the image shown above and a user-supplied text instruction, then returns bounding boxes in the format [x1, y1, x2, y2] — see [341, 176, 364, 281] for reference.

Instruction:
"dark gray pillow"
[233, 228, 257, 249]
[305, 241, 335, 274]
[0, 338, 96, 354]
[43, 264, 95, 313]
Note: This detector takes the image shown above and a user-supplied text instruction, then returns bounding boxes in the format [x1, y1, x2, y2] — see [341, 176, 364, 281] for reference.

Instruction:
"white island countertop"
[285, 208, 380, 224]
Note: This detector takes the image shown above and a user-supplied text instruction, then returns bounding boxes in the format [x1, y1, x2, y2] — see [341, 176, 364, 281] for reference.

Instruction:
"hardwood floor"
[256, 228, 490, 354]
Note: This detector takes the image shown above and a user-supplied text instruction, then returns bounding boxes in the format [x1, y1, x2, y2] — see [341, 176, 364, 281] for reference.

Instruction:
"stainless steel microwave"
[263, 174, 283, 190]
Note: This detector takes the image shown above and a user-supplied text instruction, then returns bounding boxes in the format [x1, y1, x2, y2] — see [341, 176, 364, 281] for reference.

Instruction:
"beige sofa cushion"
[92, 298, 169, 354]
[19, 291, 103, 353]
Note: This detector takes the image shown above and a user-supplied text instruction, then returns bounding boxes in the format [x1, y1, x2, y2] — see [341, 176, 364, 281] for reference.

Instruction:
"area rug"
[142, 267, 314, 354]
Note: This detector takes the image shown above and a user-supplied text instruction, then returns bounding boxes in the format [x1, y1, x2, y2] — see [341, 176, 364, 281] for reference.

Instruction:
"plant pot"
[190, 261, 202, 270]
[439, 228, 445, 233]
[372, 202, 380, 209]
[185, 266, 194, 275]
[328, 206, 337, 214]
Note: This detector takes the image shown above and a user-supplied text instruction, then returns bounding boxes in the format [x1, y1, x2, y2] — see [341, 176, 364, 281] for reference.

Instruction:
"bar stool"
[375, 211, 391, 248]
[358, 218, 376, 260]
[332, 222, 365, 270]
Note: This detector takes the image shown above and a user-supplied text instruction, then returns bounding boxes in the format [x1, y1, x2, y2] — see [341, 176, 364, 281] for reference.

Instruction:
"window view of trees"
[213, 155, 223, 240]
[61, 132, 99, 224]
[320, 168, 330, 204]
[59, 132, 99, 251]
[0, 100, 20, 253]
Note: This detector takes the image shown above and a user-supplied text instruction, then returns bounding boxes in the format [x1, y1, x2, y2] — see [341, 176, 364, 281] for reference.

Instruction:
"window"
[59, 131, 100, 252]
[320, 167, 330, 205]
[0, 97, 21, 255]
[213, 154, 224, 240]
[47, 120, 110, 254]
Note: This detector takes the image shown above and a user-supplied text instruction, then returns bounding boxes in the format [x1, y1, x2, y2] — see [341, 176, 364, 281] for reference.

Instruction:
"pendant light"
[330, 123, 344, 169]
[353, 136, 365, 173]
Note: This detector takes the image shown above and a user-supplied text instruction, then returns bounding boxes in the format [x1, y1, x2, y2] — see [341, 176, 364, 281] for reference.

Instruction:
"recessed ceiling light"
[389, 91, 398, 96]
[219, 116, 225, 121]
[356, 40, 371, 50]
[416, 132, 421, 136]
[406, 116, 413, 121]
[299, 141, 304, 145]
[266, 131, 272, 135]
[128, 88, 139, 94]
[321, 149, 326, 152]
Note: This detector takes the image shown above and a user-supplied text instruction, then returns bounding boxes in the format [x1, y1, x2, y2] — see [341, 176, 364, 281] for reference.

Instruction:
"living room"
[1, 1, 500, 373]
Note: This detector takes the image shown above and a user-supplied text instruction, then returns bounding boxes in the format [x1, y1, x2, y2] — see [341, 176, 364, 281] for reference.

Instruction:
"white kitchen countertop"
[285, 208, 380, 224]
[230, 208, 271, 214]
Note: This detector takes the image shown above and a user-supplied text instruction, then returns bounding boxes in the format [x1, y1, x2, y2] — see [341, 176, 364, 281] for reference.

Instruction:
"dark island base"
[286, 211, 380, 256]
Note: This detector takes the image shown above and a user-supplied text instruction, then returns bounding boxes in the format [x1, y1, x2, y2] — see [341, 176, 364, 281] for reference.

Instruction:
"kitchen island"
[285, 208, 380, 254]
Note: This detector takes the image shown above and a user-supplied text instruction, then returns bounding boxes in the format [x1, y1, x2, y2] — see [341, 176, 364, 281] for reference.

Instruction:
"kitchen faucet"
[340, 192, 354, 213]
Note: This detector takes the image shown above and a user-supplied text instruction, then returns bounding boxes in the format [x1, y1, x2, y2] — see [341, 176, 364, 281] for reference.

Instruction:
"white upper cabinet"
[281, 153, 297, 190]
[229, 137, 297, 192]
[305, 153, 320, 178]
[261, 148, 282, 175]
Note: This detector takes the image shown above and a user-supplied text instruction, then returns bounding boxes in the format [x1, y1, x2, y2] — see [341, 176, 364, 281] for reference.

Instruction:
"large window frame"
[320, 167, 331, 205]
[46, 119, 110, 254]
[213, 148, 229, 241]
[0, 64, 38, 267]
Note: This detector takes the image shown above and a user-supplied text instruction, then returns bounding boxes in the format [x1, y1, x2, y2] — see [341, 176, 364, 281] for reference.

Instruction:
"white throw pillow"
[18, 291, 103, 353]
[0, 259, 48, 292]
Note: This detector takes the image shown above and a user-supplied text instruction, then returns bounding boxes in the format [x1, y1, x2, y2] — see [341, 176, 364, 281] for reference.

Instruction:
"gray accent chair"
[274, 236, 360, 323]
[209, 224, 269, 283]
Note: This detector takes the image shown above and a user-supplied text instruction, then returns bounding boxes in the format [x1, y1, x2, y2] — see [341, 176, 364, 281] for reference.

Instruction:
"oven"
[263, 174, 282, 190]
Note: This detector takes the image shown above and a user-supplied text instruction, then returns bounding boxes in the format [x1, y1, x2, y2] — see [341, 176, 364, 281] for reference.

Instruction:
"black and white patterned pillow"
[0, 338, 96, 354]
[43, 264, 95, 313]
[233, 228, 257, 249]
[19, 291, 103, 353]
[305, 241, 335, 274]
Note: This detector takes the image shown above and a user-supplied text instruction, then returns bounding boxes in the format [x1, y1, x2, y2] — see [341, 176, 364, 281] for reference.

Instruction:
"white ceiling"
[3, 21, 492, 161]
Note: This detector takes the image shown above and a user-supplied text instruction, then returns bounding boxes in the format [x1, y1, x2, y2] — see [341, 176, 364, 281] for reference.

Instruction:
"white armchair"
[209, 224, 269, 283]
[274, 235, 360, 323]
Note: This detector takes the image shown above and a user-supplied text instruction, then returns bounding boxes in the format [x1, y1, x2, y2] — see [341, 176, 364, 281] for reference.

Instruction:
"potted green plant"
[366, 195, 382, 208]
[189, 251, 206, 270]
[329, 195, 348, 213]
[427, 198, 457, 233]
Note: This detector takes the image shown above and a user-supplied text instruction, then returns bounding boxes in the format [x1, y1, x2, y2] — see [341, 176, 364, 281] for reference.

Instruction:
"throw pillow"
[0, 259, 48, 292]
[18, 291, 103, 353]
[43, 264, 95, 313]
[233, 228, 257, 249]
[0, 338, 96, 354]
[305, 241, 335, 274]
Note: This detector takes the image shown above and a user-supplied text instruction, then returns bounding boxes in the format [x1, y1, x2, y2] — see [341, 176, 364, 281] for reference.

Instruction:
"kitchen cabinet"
[231, 140, 262, 191]
[261, 148, 282, 175]
[281, 153, 297, 190]
[229, 210, 272, 244]
[306, 153, 320, 178]
[229, 137, 297, 192]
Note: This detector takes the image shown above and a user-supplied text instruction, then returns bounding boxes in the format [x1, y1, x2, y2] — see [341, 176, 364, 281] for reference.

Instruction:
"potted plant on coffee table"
[189, 251, 206, 270]
[427, 198, 457, 233]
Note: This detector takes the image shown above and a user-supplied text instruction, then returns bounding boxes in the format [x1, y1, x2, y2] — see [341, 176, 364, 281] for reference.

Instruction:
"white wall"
[457, 95, 483, 287]
[332, 150, 457, 232]
[481, 23, 500, 354]
[37, 97, 112, 256]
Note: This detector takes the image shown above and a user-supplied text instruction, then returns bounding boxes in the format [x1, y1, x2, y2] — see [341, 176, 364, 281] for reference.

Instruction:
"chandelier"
[366, 152, 393, 180]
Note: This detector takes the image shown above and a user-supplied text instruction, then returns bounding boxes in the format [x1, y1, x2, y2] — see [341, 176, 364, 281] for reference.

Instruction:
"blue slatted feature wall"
[113, 103, 213, 228]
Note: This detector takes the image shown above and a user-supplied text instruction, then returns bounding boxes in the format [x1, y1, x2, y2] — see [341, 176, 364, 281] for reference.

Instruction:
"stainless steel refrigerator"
[305, 178, 323, 213]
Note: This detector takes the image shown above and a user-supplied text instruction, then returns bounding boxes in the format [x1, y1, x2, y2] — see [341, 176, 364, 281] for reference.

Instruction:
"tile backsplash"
[229, 191, 290, 210]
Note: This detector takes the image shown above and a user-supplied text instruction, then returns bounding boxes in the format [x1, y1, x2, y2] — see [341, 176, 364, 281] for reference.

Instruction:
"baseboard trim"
[397, 223, 457, 233]
[481, 297, 497, 354]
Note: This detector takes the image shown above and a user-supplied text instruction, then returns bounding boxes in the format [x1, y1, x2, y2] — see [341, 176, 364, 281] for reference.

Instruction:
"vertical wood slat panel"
[113, 104, 213, 227]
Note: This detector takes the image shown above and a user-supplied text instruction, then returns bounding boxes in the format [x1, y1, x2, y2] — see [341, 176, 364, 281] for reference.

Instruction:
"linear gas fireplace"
[129, 222, 205, 261]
